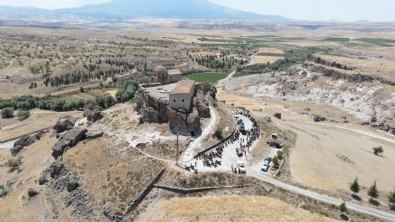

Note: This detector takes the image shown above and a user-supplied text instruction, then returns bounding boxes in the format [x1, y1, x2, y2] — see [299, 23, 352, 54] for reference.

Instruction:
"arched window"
[182, 99, 185, 102]
[174, 99, 176, 102]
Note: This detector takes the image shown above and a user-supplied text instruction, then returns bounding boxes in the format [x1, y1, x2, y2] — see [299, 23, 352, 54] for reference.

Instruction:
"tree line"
[0, 74, 148, 120]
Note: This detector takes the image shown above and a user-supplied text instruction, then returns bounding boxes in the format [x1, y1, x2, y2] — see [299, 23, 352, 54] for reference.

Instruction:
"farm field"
[184, 72, 227, 84]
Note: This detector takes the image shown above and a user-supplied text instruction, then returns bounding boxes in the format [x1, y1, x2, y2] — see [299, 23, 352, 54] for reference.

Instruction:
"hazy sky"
[0, 0, 393, 21]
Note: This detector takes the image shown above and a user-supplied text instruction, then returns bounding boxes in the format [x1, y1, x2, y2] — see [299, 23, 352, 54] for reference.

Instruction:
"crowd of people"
[236, 114, 260, 157]
[190, 109, 261, 170]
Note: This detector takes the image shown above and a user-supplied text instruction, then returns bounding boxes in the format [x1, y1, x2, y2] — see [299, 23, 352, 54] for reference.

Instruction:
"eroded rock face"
[168, 107, 201, 136]
[53, 116, 77, 133]
[11, 135, 37, 156]
[85, 130, 103, 139]
[52, 128, 87, 159]
[48, 157, 67, 179]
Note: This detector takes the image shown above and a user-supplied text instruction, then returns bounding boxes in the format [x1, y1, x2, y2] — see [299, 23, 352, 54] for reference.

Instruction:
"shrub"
[277, 150, 284, 160]
[214, 128, 223, 139]
[272, 156, 280, 168]
[388, 189, 395, 208]
[6, 157, 22, 171]
[17, 110, 30, 121]
[373, 146, 384, 156]
[1, 107, 14, 118]
[339, 202, 348, 215]
[0, 184, 4, 190]
[368, 181, 379, 200]
[350, 177, 360, 194]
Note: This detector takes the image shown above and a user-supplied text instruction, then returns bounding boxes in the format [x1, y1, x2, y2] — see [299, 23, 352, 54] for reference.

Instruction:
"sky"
[0, 0, 394, 22]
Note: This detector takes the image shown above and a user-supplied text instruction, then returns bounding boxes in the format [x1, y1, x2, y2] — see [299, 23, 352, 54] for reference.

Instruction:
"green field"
[184, 72, 227, 84]
[321, 37, 351, 43]
[355, 38, 395, 46]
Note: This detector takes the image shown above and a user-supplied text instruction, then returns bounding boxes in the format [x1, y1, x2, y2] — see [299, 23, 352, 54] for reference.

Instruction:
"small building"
[149, 66, 183, 85]
[167, 69, 182, 83]
[169, 80, 195, 111]
[151, 65, 169, 85]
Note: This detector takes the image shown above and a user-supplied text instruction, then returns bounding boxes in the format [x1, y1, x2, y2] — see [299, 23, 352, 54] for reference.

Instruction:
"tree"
[277, 150, 284, 160]
[350, 177, 360, 195]
[339, 202, 348, 215]
[1, 107, 14, 118]
[272, 156, 280, 168]
[388, 189, 395, 208]
[17, 110, 30, 121]
[368, 181, 379, 200]
[373, 146, 384, 156]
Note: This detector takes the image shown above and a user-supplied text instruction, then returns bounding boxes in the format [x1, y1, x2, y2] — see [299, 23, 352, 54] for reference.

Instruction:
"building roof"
[170, 80, 195, 95]
[168, 69, 182, 75]
[154, 65, 167, 72]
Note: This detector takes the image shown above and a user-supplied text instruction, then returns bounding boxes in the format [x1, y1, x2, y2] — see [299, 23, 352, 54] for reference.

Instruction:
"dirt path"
[216, 70, 235, 87]
[246, 48, 263, 66]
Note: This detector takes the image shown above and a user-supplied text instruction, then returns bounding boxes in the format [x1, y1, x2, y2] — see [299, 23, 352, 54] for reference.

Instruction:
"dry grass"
[252, 55, 283, 65]
[0, 134, 59, 221]
[141, 195, 337, 222]
[63, 136, 166, 212]
[263, 48, 285, 54]
[317, 54, 395, 80]
[0, 109, 82, 141]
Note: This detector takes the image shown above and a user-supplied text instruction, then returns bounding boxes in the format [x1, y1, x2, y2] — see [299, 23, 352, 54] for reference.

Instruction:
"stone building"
[169, 80, 195, 112]
[148, 65, 182, 85]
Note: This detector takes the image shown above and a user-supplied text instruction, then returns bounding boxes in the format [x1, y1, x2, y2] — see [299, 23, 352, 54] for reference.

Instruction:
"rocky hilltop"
[136, 82, 216, 136]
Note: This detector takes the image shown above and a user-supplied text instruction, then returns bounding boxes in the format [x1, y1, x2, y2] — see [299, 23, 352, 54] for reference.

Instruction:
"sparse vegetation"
[373, 146, 384, 156]
[350, 178, 360, 195]
[6, 157, 23, 172]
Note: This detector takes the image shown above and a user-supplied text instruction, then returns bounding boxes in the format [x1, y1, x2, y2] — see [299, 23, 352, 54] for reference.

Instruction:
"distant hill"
[0, 0, 285, 20]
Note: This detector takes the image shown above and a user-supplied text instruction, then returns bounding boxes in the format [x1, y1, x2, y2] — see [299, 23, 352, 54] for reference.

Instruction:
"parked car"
[261, 163, 269, 172]
[237, 161, 246, 174]
[238, 109, 244, 115]
[261, 157, 272, 171]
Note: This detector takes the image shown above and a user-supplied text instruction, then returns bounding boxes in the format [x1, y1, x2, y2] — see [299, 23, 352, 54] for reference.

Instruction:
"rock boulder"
[11, 136, 37, 156]
[28, 188, 40, 197]
[53, 116, 77, 133]
[52, 128, 87, 159]
[87, 111, 103, 123]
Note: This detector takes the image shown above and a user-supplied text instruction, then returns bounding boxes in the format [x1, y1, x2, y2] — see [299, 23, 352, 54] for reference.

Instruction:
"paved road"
[246, 168, 395, 221]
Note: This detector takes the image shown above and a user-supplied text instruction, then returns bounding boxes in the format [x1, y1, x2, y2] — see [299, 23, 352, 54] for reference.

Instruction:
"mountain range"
[0, 0, 285, 20]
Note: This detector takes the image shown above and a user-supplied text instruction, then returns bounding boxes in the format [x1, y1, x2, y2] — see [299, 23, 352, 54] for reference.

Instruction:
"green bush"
[6, 157, 22, 171]
[17, 110, 30, 121]
[1, 107, 14, 118]
[272, 156, 280, 168]
[214, 128, 223, 139]
[277, 150, 284, 160]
